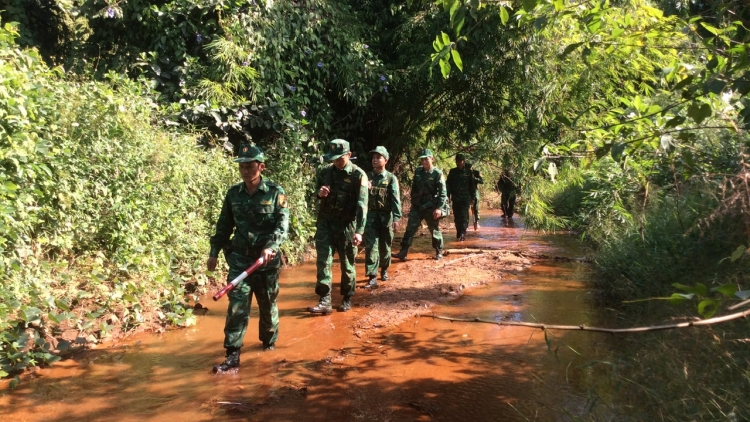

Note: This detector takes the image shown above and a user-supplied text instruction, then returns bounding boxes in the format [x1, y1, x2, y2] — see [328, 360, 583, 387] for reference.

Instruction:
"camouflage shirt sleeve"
[445, 168, 455, 200]
[389, 173, 402, 221]
[209, 187, 235, 258]
[264, 185, 290, 252]
[355, 168, 369, 235]
[436, 170, 449, 215]
[315, 165, 330, 198]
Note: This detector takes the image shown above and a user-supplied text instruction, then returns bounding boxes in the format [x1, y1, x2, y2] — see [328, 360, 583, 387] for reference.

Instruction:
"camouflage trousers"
[400, 208, 443, 250]
[315, 218, 357, 298]
[472, 195, 481, 220]
[501, 191, 517, 218]
[224, 252, 279, 348]
[365, 211, 394, 276]
[452, 199, 471, 236]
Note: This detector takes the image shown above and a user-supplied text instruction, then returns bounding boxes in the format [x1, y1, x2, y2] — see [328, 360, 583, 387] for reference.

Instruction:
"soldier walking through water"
[466, 161, 484, 230]
[308, 139, 368, 314]
[363, 146, 402, 290]
[446, 153, 475, 241]
[208, 144, 289, 373]
[496, 169, 519, 219]
[392, 148, 449, 261]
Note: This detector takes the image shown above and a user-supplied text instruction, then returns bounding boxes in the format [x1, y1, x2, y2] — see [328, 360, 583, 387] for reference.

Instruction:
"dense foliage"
[2, 0, 750, 418]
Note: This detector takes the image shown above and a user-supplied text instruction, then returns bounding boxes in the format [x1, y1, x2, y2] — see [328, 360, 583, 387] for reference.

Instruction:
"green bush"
[0, 21, 238, 380]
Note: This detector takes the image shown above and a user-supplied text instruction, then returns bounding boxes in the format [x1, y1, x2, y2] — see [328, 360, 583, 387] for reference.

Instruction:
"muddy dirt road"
[1, 210, 613, 421]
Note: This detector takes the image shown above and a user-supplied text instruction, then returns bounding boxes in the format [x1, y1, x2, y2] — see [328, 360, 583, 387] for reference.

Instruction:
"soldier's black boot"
[392, 247, 409, 262]
[435, 248, 443, 260]
[364, 275, 378, 290]
[381, 268, 389, 281]
[338, 297, 352, 312]
[308, 294, 333, 314]
[263, 342, 275, 351]
[213, 347, 240, 373]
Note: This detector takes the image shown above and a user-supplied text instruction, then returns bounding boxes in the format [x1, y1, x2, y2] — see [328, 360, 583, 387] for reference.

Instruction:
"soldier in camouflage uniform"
[208, 144, 289, 373]
[446, 153, 475, 241]
[308, 139, 368, 314]
[466, 161, 484, 230]
[496, 169, 519, 219]
[392, 148, 449, 261]
[363, 146, 402, 290]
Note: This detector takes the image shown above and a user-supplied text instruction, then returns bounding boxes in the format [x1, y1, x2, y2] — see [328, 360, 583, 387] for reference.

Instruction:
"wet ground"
[0, 210, 616, 421]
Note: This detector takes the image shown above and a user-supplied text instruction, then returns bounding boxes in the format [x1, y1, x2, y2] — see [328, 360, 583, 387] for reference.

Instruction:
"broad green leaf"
[611, 143, 626, 161]
[700, 22, 719, 35]
[522, 0, 537, 13]
[665, 116, 685, 128]
[441, 32, 451, 46]
[560, 42, 584, 59]
[643, 6, 663, 18]
[450, 49, 463, 72]
[704, 79, 726, 95]
[673, 75, 694, 91]
[595, 144, 612, 160]
[554, 114, 572, 126]
[440, 60, 451, 78]
[712, 283, 738, 298]
[21, 307, 42, 325]
[697, 299, 719, 319]
[687, 103, 712, 124]
[730, 245, 747, 262]
[0, 370, 8, 378]
[499, 7, 509, 25]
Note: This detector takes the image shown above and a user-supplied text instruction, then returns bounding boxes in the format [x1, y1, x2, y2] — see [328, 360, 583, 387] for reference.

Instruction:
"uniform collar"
[334, 161, 354, 174]
[239, 177, 268, 194]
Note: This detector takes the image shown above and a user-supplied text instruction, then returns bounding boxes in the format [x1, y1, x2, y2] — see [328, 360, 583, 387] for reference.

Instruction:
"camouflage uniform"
[209, 148, 289, 352]
[496, 173, 519, 218]
[399, 150, 449, 254]
[365, 149, 402, 280]
[314, 142, 368, 304]
[446, 156, 475, 239]
[467, 162, 484, 228]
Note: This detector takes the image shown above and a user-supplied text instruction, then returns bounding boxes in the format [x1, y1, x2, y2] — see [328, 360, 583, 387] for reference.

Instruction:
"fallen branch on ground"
[418, 308, 750, 333]
[437, 253, 485, 267]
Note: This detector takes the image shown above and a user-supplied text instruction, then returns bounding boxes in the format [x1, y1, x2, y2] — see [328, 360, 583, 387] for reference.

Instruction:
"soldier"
[392, 148, 449, 261]
[308, 139, 368, 314]
[446, 153, 475, 241]
[496, 169, 519, 219]
[208, 144, 289, 373]
[363, 146, 402, 290]
[466, 161, 484, 231]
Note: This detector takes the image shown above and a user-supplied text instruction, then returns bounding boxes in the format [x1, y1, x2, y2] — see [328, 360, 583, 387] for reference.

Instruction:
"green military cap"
[369, 146, 390, 160]
[417, 148, 433, 159]
[456, 153, 466, 161]
[324, 139, 351, 161]
[233, 144, 265, 163]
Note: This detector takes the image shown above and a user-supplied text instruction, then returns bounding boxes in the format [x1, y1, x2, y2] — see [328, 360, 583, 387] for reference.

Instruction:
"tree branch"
[418, 308, 750, 333]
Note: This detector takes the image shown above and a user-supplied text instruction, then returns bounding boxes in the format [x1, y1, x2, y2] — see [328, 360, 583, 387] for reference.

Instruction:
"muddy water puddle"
[1, 210, 615, 421]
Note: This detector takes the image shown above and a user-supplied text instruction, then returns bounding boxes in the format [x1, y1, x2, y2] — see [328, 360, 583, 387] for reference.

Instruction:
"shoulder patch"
[260, 199, 273, 205]
[277, 194, 288, 208]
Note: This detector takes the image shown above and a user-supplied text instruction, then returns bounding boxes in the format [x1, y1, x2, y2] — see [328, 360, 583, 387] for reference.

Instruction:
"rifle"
[212, 257, 265, 301]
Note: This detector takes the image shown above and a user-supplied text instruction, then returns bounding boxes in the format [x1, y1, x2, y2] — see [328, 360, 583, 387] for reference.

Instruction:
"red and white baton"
[212, 257, 265, 301]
